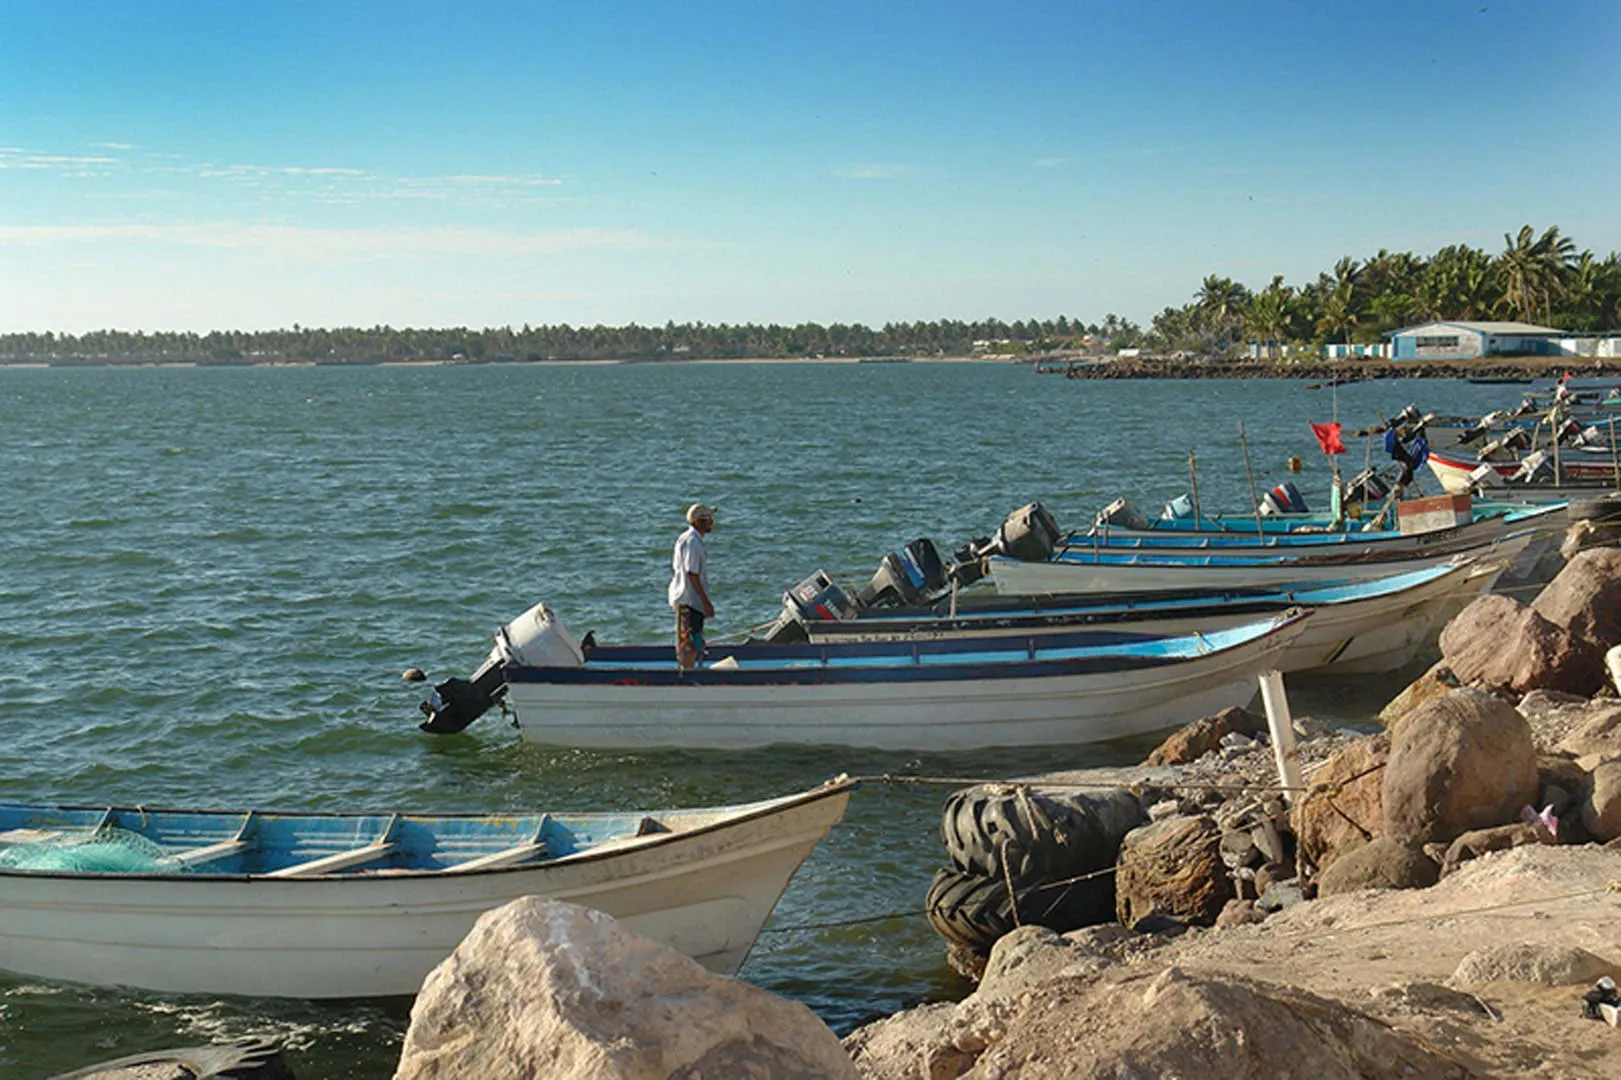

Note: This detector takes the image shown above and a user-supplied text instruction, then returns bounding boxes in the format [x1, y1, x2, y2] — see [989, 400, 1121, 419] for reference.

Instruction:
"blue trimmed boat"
[0, 778, 854, 998]
[420, 606, 1312, 751]
[786, 558, 1499, 676]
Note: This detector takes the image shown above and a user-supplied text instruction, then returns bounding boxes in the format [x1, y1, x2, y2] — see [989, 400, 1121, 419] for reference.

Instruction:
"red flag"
[1310, 421, 1345, 455]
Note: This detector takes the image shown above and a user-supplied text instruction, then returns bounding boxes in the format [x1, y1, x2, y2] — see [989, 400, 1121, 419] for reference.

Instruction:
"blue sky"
[2, 0, 1616, 333]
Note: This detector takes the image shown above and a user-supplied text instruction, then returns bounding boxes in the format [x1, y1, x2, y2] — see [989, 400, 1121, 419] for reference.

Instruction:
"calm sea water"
[0, 362, 1534, 1076]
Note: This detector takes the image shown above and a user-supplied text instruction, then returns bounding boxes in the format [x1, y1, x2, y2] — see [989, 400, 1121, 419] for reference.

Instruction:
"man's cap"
[686, 503, 717, 524]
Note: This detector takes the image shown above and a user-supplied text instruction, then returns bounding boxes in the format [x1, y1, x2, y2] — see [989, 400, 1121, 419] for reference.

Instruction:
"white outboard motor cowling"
[494, 602, 585, 667]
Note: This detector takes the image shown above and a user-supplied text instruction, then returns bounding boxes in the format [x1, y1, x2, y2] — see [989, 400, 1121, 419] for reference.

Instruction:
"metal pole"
[1187, 448, 1203, 530]
[1258, 669, 1302, 806]
[1239, 421, 1264, 541]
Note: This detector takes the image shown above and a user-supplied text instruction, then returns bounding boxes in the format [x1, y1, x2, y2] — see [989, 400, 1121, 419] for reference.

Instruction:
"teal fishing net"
[0, 827, 178, 873]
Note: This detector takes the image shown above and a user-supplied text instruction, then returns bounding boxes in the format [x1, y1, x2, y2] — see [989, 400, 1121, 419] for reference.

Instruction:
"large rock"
[1381, 688, 1541, 846]
[1439, 593, 1603, 695]
[395, 897, 858, 1080]
[1531, 546, 1621, 652]
[960, 966, 1468, 1079]
[1315, 837, 1439, 896]
[1114, 815, 1233, 928]
[1581, 760, 1621, 843]
[1556, 700, 1621, 760]
[1291, 733, 1389, 870]
[1451, 942, 1614, 987]
[1143, 706, 1265, 766]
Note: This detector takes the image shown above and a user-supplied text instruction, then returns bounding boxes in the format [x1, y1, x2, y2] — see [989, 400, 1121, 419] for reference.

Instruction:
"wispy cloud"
[89, 141, 136, 151]
[0, 222, 658, 260]
[832, 164, 911, 180]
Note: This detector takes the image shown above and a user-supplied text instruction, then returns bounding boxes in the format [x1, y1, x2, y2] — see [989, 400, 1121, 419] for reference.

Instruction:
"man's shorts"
[676, 605, 706, 664]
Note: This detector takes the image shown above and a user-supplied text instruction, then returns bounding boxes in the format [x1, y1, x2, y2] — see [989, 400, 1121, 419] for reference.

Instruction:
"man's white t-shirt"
[667, 525, 708, 611]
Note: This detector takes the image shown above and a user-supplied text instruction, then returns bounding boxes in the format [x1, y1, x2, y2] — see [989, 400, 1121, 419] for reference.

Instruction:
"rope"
[851, 772, 1311, 796]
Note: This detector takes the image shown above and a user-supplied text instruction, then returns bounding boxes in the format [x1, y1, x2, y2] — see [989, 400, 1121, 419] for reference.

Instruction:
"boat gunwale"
[0, 779, 858, 883]
[501, 611, 1312, 687]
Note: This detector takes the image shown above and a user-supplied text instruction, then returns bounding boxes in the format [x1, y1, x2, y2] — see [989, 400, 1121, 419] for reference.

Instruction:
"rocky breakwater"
[847, 539, 1621, 1078]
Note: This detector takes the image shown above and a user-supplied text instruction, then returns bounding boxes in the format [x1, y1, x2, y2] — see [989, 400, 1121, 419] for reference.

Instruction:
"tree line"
[0, 318, 1095, 366]
[1138, 224, 1621, 355]
[2, 225, 1615, 365]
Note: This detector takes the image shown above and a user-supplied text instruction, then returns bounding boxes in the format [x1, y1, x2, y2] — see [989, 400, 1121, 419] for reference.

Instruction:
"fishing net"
[0, 826, 178, 873]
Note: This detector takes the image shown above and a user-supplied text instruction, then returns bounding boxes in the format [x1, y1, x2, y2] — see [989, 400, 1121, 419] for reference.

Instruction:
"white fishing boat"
[789, 557, 1502, 676]
[418, 607, 1313, 751]
[987, 528, 1538, 597]
[0, 779, 854, 998]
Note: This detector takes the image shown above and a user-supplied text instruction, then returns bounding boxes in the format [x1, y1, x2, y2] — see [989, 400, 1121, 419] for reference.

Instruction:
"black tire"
[924, 864, 1119, 953]
[941, 786, 1143, 880]
[1569, 493, 1621, 524]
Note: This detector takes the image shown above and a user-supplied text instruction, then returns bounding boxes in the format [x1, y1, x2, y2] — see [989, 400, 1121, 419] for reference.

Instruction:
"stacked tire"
[925, 785, 1145, 954]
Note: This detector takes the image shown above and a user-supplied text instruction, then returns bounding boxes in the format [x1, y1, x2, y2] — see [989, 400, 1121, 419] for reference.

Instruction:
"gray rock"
[396, 896, 857, 1080]
[1451, 942, 1615, 987]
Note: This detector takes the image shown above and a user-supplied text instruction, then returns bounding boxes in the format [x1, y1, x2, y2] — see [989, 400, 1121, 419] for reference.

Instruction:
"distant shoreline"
[0, 355, 1609, 380]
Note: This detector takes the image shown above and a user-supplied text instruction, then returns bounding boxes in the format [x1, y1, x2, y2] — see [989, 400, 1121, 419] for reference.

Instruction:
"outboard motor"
[991, 501, 1062, 561]
[1161, 493, 1196, 521]
[418, 603, 584, 734]
[1466, 463, 1505, 490]
[1554, 418, 1585, 445]
[1258, 481, 1309, 516]
[1478, 428, 1530, 459]
[1094, 497, 1151, 533]
[1512, 449, 1553, 483]
[1511, 395, 1538, 418]
[1342, 467, 1390, 507]
[860, 537, 948, 608]
[1458, 410, 1502, 445]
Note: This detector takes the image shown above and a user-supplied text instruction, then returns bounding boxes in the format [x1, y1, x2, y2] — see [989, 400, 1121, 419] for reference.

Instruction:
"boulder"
[1291, 733, 1389, 870]
[1538, 754, 1589, 819]
[841, 1002, 961, 1080]
[1114, 815, 1233, 928]
[1581, 760, 1621, 843]
[1381, 688, 1541, 845]
[1557, 701, 1621, 760]
[1438, 822, 1554, 877]
[959, 966, 1468, 1079]
[1142, 706, 1265, 766]
[1378, 660, 1459, 726]
[1439, 593, 1603, 695]
[395, 897, 858, 1080]
[1315, 837, 1439, 896]
[1532, 546, 1621, 651]
[1451, 942, 1614, 987]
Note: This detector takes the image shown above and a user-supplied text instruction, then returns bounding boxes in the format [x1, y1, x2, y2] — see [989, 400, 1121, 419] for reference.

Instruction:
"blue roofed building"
[1388, 321, 1563, 361]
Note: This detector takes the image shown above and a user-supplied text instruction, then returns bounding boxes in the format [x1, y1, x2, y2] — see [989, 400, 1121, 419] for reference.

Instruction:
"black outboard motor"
[990, 501, 1062, 561]
[1457, 410, 1502, 445]
[859, 537, 947, 608]
[1341, 467, 1390, 507]
[418, 602, 586, 734]
[419, 657, 509, 734]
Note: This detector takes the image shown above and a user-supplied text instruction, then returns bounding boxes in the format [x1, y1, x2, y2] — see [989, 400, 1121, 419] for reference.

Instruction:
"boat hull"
[504, 615, 1310, 750]
[0, 784, 852, 998]
[989, 532, 1534, 597]
[807, 561, 1500, 676]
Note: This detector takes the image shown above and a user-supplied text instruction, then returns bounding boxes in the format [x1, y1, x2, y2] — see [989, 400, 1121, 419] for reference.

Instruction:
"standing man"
[668, 502, 716, 669]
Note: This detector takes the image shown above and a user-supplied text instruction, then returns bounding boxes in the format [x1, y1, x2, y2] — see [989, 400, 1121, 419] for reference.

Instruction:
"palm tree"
[1495, 224, 1575, 323]
[1244, 276, 1293, 357]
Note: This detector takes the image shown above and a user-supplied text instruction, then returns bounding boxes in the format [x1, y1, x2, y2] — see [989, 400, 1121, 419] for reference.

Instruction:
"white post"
[1258, 669, 1303, 805]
